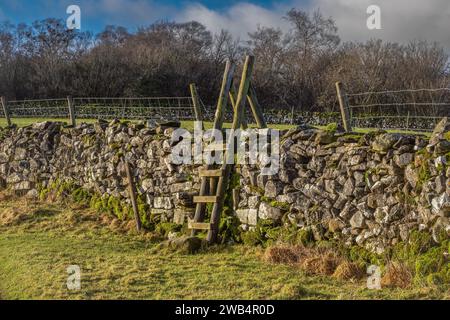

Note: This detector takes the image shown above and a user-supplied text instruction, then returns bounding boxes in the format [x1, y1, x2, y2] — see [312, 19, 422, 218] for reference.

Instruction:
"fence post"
[125, 161, 142, 232]
[189, 84, 203, 123]
[335, 82, 352, 132]
[67, 96, 76, 127]
[1, 96, 12, 127]
[406, 111, 410, 130]
[290, 105, 295, 125]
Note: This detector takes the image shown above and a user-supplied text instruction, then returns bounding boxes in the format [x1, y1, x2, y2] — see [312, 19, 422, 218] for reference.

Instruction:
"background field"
[0, 118, 432, 137]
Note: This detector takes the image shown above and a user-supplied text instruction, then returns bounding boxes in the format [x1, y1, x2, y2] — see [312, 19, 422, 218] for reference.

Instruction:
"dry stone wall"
[237, 121, 450, 252]
[0, 119, 449, 251]
[0, 120, 202, 227]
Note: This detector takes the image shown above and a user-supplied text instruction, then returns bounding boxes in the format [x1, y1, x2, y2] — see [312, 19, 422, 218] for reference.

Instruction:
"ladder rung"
[194, 196, 218, 203]
[199, 169, 224, 177]
[188, 220, 212, 230]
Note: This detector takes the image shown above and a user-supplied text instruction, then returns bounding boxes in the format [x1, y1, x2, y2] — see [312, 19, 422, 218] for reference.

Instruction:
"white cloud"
[175, 0, 450, 48]
[175, 2, 290, 40]
[313, 0, 450, 46]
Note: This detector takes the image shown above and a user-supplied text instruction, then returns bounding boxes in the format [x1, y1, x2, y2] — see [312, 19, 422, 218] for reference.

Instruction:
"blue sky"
[0, 0, 300, 33]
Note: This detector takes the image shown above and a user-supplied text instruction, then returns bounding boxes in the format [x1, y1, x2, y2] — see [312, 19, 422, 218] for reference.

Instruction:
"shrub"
[390, 230, 433, 262]
[241, 219, 277, 247]
[347, 245, 382, 266]
[414, 243, 449, 282]
[218, 214, 241, 244]
[325, 122, 338, 134]
[155, 222, 182, 237]
[71, 188, 92, 204]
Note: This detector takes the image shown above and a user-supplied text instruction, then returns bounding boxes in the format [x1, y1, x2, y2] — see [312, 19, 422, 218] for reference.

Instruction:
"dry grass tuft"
[300, 251, 341, 276]
[381, 261, 413, 289]
[333, 261, 365, 281]
[264, 245, 343, 276]
[0, 191, 13, 202]
[264, 245, 302, 264]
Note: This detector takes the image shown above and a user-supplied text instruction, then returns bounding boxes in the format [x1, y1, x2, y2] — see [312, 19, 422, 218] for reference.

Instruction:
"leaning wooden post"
[207, 55, 255, 244]
[125, 161, 142, 232]
[67, 96, 76, 127]
[189, 83, 203, 123]
[1, 96, 12, 127]
[335, 82, 352, 132]
[213, 60, 235, 131]
[247, 84, 267, 129]
[230, 85, 248, 129]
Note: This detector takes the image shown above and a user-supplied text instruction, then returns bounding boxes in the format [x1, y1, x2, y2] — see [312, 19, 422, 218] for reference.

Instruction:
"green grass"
[315, 125, 431, 137]
[180, 121, 295, 131]
[0, 118, 98, 128]
[0, 118, 294, 131]
[0, 196, 447, 300]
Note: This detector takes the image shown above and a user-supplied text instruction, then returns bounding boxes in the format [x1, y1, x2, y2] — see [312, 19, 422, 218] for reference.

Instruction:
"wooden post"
[290, 106, 295, 125]
[1, 96, 12, 127]
[213, 60, 235, 131]
[67, 96, 76, 127]
[247, 84, 267, 129]
[230, 85, 248, 129]
[207, 55, 255, 244]
[125, 161, 142, 232]
[406, 111, 410, 129]
[335, 82, 352, 132]
[189, 83, 203, 122]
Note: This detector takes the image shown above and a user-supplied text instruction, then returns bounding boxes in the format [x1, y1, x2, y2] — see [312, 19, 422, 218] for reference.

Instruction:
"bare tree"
[0, 14, 448, 116]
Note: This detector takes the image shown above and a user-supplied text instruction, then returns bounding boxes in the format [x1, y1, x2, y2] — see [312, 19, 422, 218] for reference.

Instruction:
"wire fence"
[2, 96, 200, 122]
[3, 88, 449, 132]
[73, 97, 197, 120]
[7, 98, 69, 118]
[343, 87, 450, 132]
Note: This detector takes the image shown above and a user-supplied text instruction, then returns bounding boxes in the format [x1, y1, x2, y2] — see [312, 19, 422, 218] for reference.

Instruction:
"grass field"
[0, 117, 431, 136]
[0, 118, 294, 131]
[0, 194, 447, 300]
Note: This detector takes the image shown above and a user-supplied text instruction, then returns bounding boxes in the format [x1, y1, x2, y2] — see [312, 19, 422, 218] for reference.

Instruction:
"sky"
[1, 0, 450, 48]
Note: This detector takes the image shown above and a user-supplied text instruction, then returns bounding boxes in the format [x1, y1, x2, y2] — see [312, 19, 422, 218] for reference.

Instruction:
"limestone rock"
[429, 117, 450, 146]
[264, 180, 283, 198]
[372, 133, 402, 153]
[349, 212, 366, 229]
[394, 153, 414, 168]
[154, 197, 173, 210]
[258, 202, 282, 221]
[168, 236, 202, 254]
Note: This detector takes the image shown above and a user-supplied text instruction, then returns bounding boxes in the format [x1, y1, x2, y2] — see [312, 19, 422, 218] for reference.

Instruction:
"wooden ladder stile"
[188, 55, 265, 244]
[189, 59, 235, 238]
